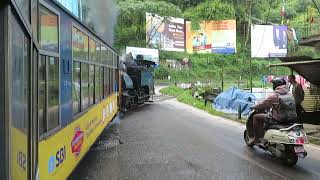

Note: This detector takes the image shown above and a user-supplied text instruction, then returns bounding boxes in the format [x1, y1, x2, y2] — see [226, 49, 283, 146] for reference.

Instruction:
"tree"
[161, 0, 205, 11]
[114, 0, 182, 50]
[183, 0, 235, 22]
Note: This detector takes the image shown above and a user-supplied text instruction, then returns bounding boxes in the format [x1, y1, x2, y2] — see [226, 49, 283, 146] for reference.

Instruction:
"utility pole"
[221, 59, 224, 91]
[250, 58, 253, 93]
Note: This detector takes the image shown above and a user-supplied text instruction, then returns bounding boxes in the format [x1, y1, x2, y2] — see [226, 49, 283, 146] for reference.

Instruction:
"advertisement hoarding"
[251, 25, 288, 58]
[126, 46, 159, 64]
[186, 20, 236, 54]
[146, 12, 185, 52]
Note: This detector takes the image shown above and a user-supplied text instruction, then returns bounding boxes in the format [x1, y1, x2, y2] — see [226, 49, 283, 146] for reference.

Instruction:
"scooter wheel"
[244, 130, 254, 147]
[283, 152, 298, 166]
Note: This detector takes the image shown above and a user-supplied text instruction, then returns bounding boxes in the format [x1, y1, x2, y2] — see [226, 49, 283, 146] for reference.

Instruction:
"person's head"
[271, 77, 286, 90]
[288, 75, 296, 84]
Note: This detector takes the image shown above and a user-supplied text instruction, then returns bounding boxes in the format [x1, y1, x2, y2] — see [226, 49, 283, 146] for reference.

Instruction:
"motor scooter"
[244, 109, 308, 166]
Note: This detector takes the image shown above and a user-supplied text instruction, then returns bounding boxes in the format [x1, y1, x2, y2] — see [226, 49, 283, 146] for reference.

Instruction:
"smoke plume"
[82, 0, 118, 45]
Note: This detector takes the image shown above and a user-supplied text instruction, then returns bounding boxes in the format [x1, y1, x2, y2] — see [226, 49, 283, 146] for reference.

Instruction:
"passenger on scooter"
[249, 78, 297, 144]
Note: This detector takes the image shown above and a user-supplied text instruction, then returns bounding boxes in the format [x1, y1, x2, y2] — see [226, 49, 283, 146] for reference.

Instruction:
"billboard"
[146, 12, 185, 52]
[251, 25, 288, 58]
[126, 46, 160, 64]
[186, 20, 236, 54]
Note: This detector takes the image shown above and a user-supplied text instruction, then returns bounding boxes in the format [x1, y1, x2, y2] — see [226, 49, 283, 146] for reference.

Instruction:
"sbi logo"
[48, 146, 66, 173]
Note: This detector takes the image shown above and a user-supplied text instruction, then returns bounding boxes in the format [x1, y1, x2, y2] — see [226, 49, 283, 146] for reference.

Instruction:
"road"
[70, 95, 320, 180]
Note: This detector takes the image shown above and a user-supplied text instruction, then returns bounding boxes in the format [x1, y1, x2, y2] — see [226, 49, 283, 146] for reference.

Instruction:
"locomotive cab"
[121, 54, 155, 110]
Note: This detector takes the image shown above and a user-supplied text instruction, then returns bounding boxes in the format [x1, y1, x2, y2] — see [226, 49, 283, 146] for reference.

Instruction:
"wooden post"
[238, 105, 242, 120]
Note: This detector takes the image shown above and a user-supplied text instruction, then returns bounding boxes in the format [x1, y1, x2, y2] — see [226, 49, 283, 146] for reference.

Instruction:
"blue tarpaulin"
[213, 86, 256, 116]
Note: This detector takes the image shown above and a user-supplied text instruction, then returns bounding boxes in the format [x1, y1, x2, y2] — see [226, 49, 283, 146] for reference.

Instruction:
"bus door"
[8, 7, 31, 180]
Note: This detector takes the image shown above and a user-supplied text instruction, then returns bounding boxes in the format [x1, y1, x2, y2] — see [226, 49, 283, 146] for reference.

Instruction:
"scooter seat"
[266, 124, 293, 130]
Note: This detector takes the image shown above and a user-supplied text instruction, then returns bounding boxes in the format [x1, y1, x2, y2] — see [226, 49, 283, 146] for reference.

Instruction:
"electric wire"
[311, 0, 320, 14]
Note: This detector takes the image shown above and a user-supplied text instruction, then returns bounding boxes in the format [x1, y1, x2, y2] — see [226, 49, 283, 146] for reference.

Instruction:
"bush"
[157, 51, 290, 88]
[155, 64, 169, 79]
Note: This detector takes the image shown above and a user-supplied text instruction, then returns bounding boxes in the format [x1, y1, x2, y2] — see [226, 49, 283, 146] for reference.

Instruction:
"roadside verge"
[159, 86, 320, 146]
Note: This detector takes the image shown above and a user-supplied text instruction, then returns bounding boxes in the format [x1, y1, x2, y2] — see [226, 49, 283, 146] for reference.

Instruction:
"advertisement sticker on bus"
[71, 127, 84, 156]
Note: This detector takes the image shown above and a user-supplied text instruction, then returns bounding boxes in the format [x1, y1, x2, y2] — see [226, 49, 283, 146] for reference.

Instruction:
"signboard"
[251, 25, 288, 58]
[146, 12, 185, 52]
[186, 20, 236, 54]
[126, 46, 159, 64]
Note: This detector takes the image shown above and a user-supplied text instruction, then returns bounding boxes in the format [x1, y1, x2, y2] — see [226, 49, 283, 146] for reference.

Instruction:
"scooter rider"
[249, 78, 298, 144]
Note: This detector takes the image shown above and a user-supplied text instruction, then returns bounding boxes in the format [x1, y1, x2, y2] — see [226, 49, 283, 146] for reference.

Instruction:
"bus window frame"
[71, 23, 116, 119]
[7, 5, 33, 180]
[38, 0, 61, 140]
[0, 5, 9, 180]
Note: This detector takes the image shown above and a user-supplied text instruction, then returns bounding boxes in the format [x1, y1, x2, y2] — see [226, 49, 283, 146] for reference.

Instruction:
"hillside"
[155, 51, 290, 89]
[114, 0, 320, 87]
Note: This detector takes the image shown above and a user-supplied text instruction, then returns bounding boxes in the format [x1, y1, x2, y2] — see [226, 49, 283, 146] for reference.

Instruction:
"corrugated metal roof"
[269, 57, 320, 86]
[302, 88, 320, 112]
[299, 35, 320, 47]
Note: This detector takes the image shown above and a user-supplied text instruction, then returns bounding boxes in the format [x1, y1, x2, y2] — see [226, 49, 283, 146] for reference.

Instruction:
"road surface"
[70, 95, 320, 180]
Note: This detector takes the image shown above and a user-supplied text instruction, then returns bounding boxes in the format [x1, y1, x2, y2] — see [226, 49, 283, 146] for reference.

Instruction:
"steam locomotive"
[120, 54, 155, 110]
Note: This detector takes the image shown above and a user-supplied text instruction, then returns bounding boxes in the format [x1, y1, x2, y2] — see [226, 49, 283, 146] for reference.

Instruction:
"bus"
[0, 0, 120, 179]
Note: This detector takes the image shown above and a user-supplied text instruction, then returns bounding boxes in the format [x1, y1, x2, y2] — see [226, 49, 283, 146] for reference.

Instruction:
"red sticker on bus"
[71, 127, 84, 156]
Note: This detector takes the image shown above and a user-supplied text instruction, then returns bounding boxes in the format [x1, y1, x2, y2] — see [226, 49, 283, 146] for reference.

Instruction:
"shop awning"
[268, 56, 320, 86]
[299, 35, 320, 47]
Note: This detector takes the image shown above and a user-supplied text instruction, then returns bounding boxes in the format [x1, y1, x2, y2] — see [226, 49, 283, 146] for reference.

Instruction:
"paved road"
[70, 97, 320, 180]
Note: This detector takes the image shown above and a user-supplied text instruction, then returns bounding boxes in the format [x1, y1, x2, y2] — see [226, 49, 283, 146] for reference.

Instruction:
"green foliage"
[156, 52, 290, 89]
[114, 0, 182, 50]
[114, 0, 317, 88]
[155, 64, 169, 79]
[159, 85, 184, 97]
[184, 0, 236, 22]
[160, 0, 205, 11]
[158, 51, 290, 85]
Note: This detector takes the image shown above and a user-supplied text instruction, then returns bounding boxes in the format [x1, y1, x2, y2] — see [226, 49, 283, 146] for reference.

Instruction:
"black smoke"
[81, 0, 118, 45]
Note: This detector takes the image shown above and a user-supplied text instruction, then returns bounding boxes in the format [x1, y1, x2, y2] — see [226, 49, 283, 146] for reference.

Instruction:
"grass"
[160, 86, 242, 121]
[154, 79, 175, 85]
[307, 136, 320, 145]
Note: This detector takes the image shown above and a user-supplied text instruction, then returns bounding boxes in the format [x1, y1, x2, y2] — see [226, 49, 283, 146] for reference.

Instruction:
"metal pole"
[221, 59, 224, 91]
[250, 58, 253, 93]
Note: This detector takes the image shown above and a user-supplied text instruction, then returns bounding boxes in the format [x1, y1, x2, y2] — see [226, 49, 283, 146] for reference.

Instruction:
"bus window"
[81, 63, 89, 109]
[38, 56, 46, 135]
[39, 5, 59, 53]
[72, 27, 89, 61]
[95, 66, 101, 103]
[89, 65, 95, 105]
[47, 57, 59, 131]
[73, 62, 81, 115]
